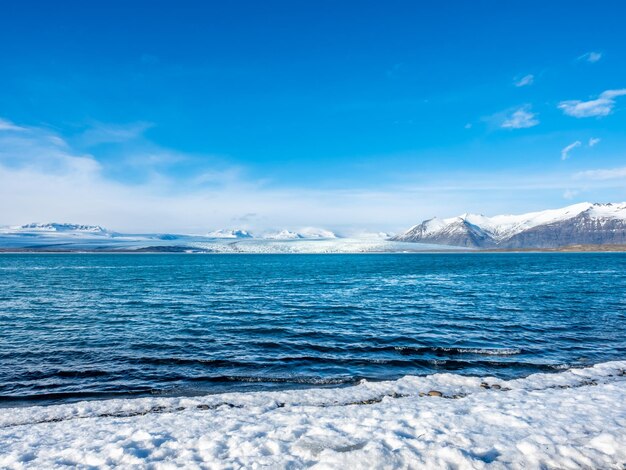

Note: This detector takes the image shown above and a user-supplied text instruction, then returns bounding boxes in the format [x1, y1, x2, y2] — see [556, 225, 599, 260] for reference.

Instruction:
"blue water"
[1, 253, 625, 406]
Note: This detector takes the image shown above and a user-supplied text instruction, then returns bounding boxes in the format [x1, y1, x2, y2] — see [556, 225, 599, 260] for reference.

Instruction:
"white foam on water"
[437, 347, 523, 356]
[1, 361, 625, 468]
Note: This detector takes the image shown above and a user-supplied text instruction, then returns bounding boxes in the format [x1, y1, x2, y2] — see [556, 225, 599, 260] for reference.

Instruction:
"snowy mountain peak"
[262, 228, 337, 240]
[294, 227, 337, 239]
[262, 230, 304, 240]
[392, 203, 626, 248]
[205, 229, 253, 239]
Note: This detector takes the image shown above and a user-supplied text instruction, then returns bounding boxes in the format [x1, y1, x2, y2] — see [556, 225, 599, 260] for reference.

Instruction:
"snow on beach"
[1, 361, 625, 469]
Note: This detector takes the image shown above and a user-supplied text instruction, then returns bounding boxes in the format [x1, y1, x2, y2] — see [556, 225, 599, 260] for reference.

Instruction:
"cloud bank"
[575, 167, 626, 181]
[0, 118, 26, 132]
[1, 117, 625, 233]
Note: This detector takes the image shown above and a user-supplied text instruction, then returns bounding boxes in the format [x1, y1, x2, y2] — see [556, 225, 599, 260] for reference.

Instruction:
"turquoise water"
[1, 253, 625, 406]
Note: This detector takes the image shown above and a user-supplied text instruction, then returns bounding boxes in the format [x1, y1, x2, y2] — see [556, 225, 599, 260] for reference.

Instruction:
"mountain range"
[2, 202, 626, 251]
[3, 223, 109, 234]
[391, 202, 626, 248]
[0, 224, 338, 241]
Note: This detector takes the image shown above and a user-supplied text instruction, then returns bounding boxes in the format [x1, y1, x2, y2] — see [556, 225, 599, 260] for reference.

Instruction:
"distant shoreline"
[481, 244, 626, 252]
[1, 244, 626, 254]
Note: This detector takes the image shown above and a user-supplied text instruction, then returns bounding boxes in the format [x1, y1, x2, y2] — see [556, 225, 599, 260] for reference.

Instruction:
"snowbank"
[1, 361, 625, 468]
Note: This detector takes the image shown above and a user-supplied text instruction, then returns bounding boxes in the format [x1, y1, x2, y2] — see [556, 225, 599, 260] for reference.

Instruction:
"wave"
[1, 360, 624, 429]
[394, 346, 523, 356]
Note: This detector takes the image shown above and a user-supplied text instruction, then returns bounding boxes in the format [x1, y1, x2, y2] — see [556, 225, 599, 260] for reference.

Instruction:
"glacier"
[2, 202, 626, 252]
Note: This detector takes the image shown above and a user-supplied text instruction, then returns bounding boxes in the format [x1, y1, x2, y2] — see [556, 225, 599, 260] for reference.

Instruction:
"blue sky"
[1, 1, 625, 233]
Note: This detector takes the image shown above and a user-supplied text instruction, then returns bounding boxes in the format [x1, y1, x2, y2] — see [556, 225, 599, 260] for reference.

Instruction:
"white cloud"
[514, 74, 534, 87]
[575, 167, 626, 181]
[0, 117, 458, 233]
[563, 189, 579, 199]
[558, 89, 626, 118]
[2, 116, 625, 233]
[0, 123, 100, 174]
[501, 106, 539, 129]
[0, 118, 25, 131]
[76, 122, 153, 147]
[561, 141, 581, 160]
[577, 51, 602, 63]
[602, 89, 626, 99]
[588, 137, 601, 147]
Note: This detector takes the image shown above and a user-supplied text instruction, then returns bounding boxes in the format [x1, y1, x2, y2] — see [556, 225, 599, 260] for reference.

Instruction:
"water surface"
[1, 253, 625, 406]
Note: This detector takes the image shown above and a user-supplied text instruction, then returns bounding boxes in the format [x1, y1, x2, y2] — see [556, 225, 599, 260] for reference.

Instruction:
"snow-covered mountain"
[391, 202, 626, 248]
[204, 227, 338, 240]
[261, 230, 305, 240]
[0, 223, 109, 235]
[296, 227, 337, 239]
[205, 229, 253, 239]
[4, 204, 626, 251]
[0, 223, 338, 242]
[261, 228, 337, 240]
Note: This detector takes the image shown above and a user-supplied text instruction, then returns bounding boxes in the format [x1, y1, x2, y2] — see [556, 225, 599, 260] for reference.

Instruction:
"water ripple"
[1, 253, 625, 406]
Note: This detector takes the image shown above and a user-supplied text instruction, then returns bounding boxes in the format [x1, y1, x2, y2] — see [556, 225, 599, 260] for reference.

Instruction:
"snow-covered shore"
[1, 361, 625, 469]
